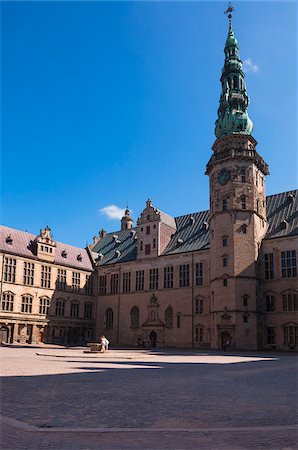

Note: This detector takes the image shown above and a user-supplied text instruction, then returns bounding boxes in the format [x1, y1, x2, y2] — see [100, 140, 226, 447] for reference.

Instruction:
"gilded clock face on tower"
[217, 169, 230, 185]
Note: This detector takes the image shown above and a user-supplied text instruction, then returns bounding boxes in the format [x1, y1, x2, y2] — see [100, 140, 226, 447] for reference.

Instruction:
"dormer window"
[177, 238, 184, 246]
[77, 254, 82, 262]
[189, 216, 195, 224]
[61, 250, 67, 258]
[6, 235, 13, 245]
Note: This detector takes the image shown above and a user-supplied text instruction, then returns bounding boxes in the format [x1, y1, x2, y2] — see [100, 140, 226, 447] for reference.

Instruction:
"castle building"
[0, 13, 297, 350]
[90, 14, 297, 351]
[0, 226, 96, 345]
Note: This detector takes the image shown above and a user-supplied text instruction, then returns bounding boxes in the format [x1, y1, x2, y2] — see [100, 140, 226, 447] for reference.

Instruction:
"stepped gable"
[265, 189, 298, 240]
[0, 225, 93, 270]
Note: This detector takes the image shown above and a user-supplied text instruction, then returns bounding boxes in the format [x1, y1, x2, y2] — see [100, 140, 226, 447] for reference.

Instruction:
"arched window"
[130, 306, 139, 329]
[1, 291, 14, 312]
[84, 302, 93, 319]
[165, 305, 173, 328]
[105, 308, 113, 329]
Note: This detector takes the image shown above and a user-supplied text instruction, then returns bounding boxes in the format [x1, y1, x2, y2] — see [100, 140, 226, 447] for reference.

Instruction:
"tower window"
[240, 170, 246, 183]
[223, 278, 228, 287]
[223, 257, 228, 267]
[222, 199, 227, 211]
[241, 196, 246, 210]
[223, 238, 228, 247]
[233, 76, 238, 89]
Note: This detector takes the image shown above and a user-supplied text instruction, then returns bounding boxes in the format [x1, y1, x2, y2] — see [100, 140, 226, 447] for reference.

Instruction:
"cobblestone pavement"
[1, 346, 297, 449]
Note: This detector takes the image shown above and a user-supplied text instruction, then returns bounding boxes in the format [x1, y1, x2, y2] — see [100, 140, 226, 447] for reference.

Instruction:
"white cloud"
[99, 204, 125, 220]
[243, 58, 259, 73]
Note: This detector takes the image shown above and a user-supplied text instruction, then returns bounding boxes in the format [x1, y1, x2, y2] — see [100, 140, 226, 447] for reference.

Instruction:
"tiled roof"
[265, 189, 298, 240]
[91, 229, 138, 266]
[92, 190, 297, 266]
[0, 226, 94, 271]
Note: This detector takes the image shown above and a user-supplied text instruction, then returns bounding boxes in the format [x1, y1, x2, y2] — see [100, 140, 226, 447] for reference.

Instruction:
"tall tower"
[206, 6, 269, 350]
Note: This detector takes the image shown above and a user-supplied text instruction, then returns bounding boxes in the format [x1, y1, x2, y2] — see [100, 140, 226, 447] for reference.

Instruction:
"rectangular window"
[56, 269, 66, 291]
[70, 302, 79, 318]
[153, 238, 156, 249]
[85, 274, 93, 295]
[84, 302, 92, 319]
[195, 298, 203, 314]
[21, 295, 33, 313]
[39, 297, 50, 315]
[281, 250, 297, 278]
[240, 169, 246, 183]
[4, 258, 16, 283]
[149, 268, 159, 290]
[282, 293, 298, 311]
[72, 271, 81, 292]
[23, 261, 34, 286]
[223, 258, 228, 267]
[140, 241, 143, 252]
[177, 314, 181, 328]
[1, 292, 14, 312]
[223, 278, 228, 286]
[223, 238, 227, 247]
[266, 327, 275, 345]
[196, 263, 203, 286]
[222, 199, 227, 211]
[243, 315, 248, 323]
[136, 270, 144, 291]
[122, 272, 131, 293]
[146, 226, 150, 235]
[163, 266, 174, 289]
[264, 253, 274, 280]
[99, 275, 107, 295]
[284, 326, 298, 346]
[110, 273, 119, 294]
[179, 264, 190, 287]
[241, 196, 246, 210]
[265, 295, 275, 312]
[55, 300, 65, 317]
[195, 327, 203, 343]
[145, 244, 151, 255]
[41, 265, 51, 288]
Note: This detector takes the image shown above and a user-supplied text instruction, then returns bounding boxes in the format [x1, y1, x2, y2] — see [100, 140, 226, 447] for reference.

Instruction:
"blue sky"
[1, 1, 297, 247]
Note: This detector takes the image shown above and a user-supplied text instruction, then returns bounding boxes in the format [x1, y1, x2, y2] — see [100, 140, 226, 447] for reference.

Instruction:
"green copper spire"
[215, 5, 253, 139]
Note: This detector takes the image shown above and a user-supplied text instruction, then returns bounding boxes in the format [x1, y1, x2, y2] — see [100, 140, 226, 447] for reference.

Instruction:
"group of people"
[98, 335, 109, 352]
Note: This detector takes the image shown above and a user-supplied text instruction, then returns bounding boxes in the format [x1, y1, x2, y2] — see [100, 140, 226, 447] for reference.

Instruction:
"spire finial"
[224, 3, 234, 29]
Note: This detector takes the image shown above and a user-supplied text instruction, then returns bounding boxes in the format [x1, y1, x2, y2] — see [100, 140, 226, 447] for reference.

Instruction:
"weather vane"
[224, 2, 234, 26]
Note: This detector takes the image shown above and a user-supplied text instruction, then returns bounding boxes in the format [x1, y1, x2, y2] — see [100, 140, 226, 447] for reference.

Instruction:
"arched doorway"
[149, 330, 157, 348]
[221, 331, 232, 350]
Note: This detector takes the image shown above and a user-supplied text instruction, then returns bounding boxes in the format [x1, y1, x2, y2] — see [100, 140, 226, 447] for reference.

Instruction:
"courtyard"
[0, 346, 297, 449]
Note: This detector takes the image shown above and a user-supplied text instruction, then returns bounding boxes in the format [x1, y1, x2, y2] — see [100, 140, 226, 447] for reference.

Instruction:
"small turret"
[121, 208, 133, 231]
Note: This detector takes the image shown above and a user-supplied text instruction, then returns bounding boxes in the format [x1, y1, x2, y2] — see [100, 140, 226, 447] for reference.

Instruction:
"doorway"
[221, 331, 232, 350]
[0, 326, 9, 343]
[149, 330, 157, 348]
